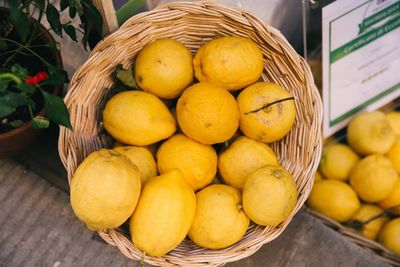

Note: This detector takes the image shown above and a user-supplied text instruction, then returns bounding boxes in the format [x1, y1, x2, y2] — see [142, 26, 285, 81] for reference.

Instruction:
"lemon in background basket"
[177, 83, 239, 145]
[130, 169, 196, 257]
[378, 178, 400, 213]
[350, 204, 387, 240]
[307, 179, 360, 222]
[387, 111, 400, 136]
[349, 154, 398, 203]
[193, 36, 263, 91]
[113, 146, 157, 185]
[103, 91, 176, 146]
[319, 144, 359, 181]
[237, 82, 296, 143]
[189, 184, 249, 249]
[218, 136, 279, 190]
[134, 39, 193, 99]
[387, 138, 400, 173]
[242, 165, 298, 226]
[157, 134, 217, 191]
[70, 149, 141, 230]
[379, 218, 400, 256]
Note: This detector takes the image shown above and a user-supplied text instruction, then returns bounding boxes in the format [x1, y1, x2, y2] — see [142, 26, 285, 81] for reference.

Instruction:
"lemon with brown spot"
[237, 82, 296, 143]
[134, 38, 193, 99]
[242, 165, 298, 226]
[350, 204, 387, 240]
[70, 149, 141, 230]
[157, 134, 217, 191]
[193, 36, 263, 91]
[218, 136, 279, 190]
[177, 83, 239, 145]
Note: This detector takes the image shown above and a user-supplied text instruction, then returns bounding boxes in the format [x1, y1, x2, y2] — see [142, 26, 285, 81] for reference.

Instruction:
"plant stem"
[360, 205, 400, 225]
[0, 72, 22, 84]
[245, 97, 296, 115]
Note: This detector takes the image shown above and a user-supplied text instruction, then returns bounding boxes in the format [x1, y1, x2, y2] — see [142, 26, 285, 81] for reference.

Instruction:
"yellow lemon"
[157, 134, 217, 191]
[378, 178, 400, 212]
[103, 91, 176, 146]
[347, 111, 396, 155]
[188, 184, 250, 249]
[134, 39, 193, 99]
[319, 144, 359, 181]
[70, 149, 141, 230]
[307, 179, 360, 222]
[387, 138, 400, 173]
[350, 154, 398, 202]
[130, 169, 196, 256]
[350, 204, 387, 240]
[177, 83, 239, 145]
[193, 36, 263, 91]
[387, 111, 400, 136]
[218, 136, 279, 190]
[314, 170, 324, 182]
[379, 218, 400, 255]
[242, 165, 298, 226]
[237, 82, 296, 143]
[113, 146, 157, 185]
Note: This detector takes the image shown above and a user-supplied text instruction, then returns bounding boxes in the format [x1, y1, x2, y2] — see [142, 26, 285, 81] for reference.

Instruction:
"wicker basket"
[58, 1, 323, 266]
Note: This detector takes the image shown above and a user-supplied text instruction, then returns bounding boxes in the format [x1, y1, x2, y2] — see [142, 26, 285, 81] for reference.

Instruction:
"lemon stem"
[236, 203, 243, 211]
[245, 97, 295, 115]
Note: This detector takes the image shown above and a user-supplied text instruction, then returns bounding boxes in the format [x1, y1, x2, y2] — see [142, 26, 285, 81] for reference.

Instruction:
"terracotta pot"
[0, 8, 63, 158]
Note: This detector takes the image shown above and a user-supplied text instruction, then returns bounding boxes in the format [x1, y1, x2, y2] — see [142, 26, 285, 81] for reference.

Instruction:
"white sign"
[322, 0, 400, 137]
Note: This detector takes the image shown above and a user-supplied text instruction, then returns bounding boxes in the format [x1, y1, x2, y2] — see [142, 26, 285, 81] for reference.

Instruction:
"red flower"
[25, 71, 49, 85]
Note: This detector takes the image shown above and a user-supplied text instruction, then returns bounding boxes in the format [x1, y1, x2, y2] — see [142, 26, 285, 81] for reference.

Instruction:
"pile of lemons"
[308, 111, 400, 255]
[69, 36, 299, 256]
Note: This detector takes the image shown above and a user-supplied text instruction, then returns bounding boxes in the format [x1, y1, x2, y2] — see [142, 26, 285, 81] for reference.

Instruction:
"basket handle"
[92, 0, 119, 35]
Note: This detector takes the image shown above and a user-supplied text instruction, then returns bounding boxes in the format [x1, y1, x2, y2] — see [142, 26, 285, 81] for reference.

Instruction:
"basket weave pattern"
[58, 1, 323, 266]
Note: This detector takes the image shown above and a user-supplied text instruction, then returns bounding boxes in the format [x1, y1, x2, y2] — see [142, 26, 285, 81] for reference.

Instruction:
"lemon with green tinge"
[177, 83, 239, 145]
[242, 165, 298, 226]
[379, 218, 400, 255]
[347, 111, 396, 155]
[307, 179, 360, 222]
[193, 36, 263, 91]
[157, 134, 217, 191]
[319, 144, 359, 181]
[103, 91, 176, 146]
[349, 154, 398, 202]
[189, 184, 250, 249]
[130, 169, 195, 257]
[70, 149, 141, 230]
[218, 136, 279, 190]
[387, 138, 400, 173]
[237, 82, 296, 143]
[113, 146, 157, 185]
[350, 204, 387, 240]
[134, 38, 193, 99]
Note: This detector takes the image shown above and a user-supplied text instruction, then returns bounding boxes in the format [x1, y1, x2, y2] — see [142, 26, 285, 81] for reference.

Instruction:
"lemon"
[134, 39, 193, 99]
[157, 134, 217, 191]
[70, 149, 141, 230]
[130, 169, 196, 256]
[193, 36, 263, 91]
[314, 170, 324, 182]
[387, 138, 400, 173]
[103, 91, 176, 146]
[387, 111, 400, 136]
[349, 154, 398, 202]
[188, 184, 249, 249]
[218, 136, 279, 190]
[379, 218, 400, 255]
[350, 204, 387, 240]
[114, 146, 157, 185]
[242, 165, 298, 226]
[237, 82, 296, 143]
[319, 144, 359, 181]
[378, 178, 400, 212]
[177, 83, 239, 145]
[307, 179, 360, 222]
[347, 111, 395, 155]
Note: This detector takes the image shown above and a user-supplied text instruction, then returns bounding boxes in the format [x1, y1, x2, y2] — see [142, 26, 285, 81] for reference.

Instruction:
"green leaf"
[16, 83, 37, 95]
[62, 24, 77, 42]
[82, 1, 103, 36]
[32, 116, 50, 129]
[69, 6, 77, 18]
[0, 80, 10, 92]
[41, 69, 68, 86]
[34, 0, 46, 11]
[116, 65, 137, 88]
[0, 92, 30, 108]
[9, 120, 23, 128]
[74, 0, 84, 15]
[0, 40, 7, 51]
[0, 102, 13, 118]
[41, 90, 72, 129]
[60, 0, 69, 11]
[9, 7, 29, 42]
[46, 3, 62, 36]
[11, 64, 29, 79]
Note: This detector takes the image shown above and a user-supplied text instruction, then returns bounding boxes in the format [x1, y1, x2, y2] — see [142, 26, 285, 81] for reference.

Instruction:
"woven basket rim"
[58, 1, 323, 266]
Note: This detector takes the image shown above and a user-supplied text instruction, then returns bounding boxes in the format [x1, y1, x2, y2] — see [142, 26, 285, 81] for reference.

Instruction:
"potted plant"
[0, 0, 103, 158]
